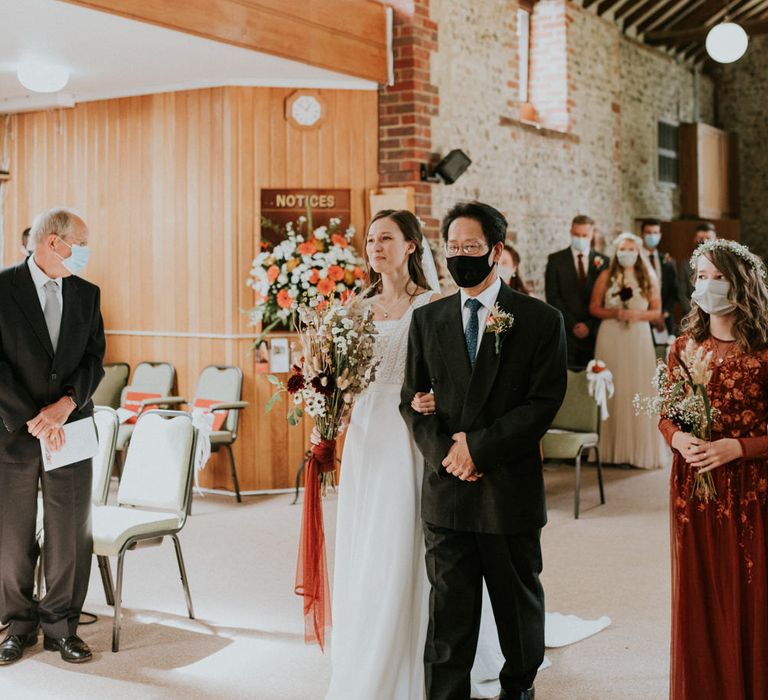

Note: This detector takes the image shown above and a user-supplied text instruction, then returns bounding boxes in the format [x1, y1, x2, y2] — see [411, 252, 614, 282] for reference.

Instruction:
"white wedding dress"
[326, 292, 504, 699]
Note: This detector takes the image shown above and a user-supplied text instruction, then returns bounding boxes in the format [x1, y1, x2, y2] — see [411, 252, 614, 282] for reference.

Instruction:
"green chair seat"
[542, 430, 598, 461]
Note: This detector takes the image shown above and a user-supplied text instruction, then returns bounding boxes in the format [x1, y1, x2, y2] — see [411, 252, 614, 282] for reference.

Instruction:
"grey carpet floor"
[1, 463, 671, 699]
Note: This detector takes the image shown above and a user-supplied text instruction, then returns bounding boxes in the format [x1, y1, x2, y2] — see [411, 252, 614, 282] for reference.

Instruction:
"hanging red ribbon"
[295, 437, 337, 651]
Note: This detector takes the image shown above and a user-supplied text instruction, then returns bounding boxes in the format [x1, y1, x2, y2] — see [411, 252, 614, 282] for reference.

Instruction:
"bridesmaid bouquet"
[614, 285, 634, 327]
[634, 340, 719, 501]
[265, 295, 379, 650]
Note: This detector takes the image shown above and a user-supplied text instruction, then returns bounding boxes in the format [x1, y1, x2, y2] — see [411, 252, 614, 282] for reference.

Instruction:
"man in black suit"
[0, 207, 104, 665]
[640, 218, 679, 338]
[544, 215, 609, 369]
[400, 202, 567, 700]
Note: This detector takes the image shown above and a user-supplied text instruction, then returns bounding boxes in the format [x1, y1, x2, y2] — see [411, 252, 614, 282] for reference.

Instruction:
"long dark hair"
[364, 210, 430, 295]
[502, 242, 530, 295]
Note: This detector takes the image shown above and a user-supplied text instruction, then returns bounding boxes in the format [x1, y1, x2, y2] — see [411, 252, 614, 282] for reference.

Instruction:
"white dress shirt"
[459, 276, 502, 360]
[570, 246, 589, 277]
[28, 254, 63, 312]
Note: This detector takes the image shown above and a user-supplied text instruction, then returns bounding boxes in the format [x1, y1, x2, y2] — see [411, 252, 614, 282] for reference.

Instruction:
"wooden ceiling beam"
[636, 0, 706, 35]
[582, 0, 601, 9]
[56, 0, 390, 83]
[596, 0, 625, 15]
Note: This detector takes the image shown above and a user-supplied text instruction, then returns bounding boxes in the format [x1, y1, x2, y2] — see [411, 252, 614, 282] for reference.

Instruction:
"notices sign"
[260, 189, 351, 247]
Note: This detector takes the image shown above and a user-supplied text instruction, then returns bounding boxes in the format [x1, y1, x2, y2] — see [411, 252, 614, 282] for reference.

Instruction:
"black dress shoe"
[499, 687, 535, 700]
[43, 635, 92, 663]
[0, 632, 38, 666]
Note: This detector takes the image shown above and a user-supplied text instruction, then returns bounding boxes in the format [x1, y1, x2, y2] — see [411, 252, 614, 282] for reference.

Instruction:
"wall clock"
[285, 91, 325, 129]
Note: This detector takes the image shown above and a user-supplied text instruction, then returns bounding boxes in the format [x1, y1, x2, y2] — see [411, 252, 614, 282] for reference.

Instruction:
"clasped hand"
[671, 431, 743, 473]
[411, 392, 481, 481]
[26, 397, 75, 453]
[617, 308, 641, 322]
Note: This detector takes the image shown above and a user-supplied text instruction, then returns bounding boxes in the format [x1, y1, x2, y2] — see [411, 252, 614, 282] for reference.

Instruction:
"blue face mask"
[56, 238, 91, 275]
[643, 233, 661, 249]
[571, 236, 591, 254]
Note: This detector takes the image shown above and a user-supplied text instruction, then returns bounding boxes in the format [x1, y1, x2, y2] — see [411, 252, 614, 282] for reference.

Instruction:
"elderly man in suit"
[544, 215, 609, 369]
[640, 218, 679, 338]
[0, 207, 105, 665]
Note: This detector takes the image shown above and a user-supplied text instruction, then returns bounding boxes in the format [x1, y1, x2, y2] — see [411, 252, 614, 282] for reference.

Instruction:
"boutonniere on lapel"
[593, 256, 606, 270]
[662, 252, 673, 264]
[485, 304, 514, 354]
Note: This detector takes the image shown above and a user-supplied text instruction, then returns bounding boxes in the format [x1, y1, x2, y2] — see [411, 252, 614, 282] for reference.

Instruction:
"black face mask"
[446, 249, 495, 288]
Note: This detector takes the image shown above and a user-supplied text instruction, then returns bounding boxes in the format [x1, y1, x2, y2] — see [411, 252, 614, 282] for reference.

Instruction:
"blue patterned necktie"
[464, 298, 482, 367]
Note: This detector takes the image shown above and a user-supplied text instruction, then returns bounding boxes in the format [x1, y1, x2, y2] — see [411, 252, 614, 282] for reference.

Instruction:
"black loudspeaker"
[420, 149, 471, 184]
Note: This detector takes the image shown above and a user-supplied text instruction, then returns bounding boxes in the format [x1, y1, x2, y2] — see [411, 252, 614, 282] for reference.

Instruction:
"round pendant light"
[705, 22, 749, 64]
[17, 62, 70, 93]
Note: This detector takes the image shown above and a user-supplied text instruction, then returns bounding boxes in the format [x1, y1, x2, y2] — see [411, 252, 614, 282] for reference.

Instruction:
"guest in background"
[660, 239, 768, 699]
[589, 233, 667, 469]
[20, 228, 31, 258]
[0, 208, 105, 666]
[678, 222, 716, 315]
[545, 215, 609, 368]
[640, 218, 679, 339]
[498, 242, 530, 295]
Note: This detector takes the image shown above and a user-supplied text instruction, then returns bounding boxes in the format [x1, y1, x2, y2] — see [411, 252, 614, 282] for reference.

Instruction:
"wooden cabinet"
[658, 218, 740, 265]
[680, 123, 739, 220]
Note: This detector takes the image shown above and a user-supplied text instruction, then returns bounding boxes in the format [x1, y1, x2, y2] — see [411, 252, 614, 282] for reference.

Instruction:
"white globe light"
[705, 22, 749, 64]
[17, 62, 70, 93]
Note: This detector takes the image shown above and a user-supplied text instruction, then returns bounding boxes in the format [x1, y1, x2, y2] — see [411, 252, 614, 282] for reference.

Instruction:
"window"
[658, 120, 679, 185]
[517, 6, 531, 104]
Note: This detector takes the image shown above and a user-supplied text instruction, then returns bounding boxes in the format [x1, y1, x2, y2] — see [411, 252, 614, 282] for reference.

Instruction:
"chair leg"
[595, 446, 605, 505]
[98, 555, 115, 607]
[112, 551, 126, 652]
[574, 450, 582, 519]
[170, 534, 195, 620]
[224, 444, 242, 503]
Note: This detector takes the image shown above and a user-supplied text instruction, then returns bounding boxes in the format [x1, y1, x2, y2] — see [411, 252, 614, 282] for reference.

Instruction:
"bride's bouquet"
[633, 339, 719, 501]
[266, 295, 379, 650]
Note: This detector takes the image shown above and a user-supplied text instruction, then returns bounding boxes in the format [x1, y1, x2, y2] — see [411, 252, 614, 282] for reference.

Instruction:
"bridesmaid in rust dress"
[659, 239, 768, 700]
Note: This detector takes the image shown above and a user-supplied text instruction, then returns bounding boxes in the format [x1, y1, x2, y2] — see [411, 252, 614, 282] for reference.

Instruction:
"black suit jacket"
[399, 283, 567, 534]
[545, 247, 608, 349]
[646, 250, 679, 331]
[0, 261, 105, 463]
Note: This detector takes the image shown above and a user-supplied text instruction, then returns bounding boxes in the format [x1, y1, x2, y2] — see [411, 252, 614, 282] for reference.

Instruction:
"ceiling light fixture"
[705, 22, 748, 63]
[17, 62, 70, 93]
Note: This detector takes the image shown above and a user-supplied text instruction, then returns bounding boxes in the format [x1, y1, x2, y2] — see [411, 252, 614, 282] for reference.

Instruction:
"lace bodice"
[371, 292, 434, 386]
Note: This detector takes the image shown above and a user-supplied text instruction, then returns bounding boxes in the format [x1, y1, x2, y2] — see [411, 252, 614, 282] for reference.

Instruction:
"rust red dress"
[660, 335, 768, 700]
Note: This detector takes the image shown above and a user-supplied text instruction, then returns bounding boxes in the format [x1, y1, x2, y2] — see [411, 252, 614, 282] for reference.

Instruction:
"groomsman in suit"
[544, 215, 609, 369]
[678, 222, 717, 316]
[401, 201, 567, 700]
[0, 208, 105, 665]
[640, 218, 679, 337]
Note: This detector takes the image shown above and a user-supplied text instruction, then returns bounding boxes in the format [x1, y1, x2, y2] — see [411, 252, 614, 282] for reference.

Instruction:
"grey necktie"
[464, 298, 482, 367]
[43, 280, 62, 352]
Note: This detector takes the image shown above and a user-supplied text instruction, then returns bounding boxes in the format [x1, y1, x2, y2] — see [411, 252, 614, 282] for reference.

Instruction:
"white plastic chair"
[92, 410, 198, 652]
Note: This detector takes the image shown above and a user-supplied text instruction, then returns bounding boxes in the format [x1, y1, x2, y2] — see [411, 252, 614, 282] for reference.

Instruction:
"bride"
[324, 210, 501, 699]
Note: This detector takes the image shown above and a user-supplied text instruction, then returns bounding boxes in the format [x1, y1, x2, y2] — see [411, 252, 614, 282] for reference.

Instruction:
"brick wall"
[398, 0, 715, 294]
[718, 35, 768, 259]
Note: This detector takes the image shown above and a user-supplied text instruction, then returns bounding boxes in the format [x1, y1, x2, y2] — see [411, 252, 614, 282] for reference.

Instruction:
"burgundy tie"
[577, 253, 586, 287]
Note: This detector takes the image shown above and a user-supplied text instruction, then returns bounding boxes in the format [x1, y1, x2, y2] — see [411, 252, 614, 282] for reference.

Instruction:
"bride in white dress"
[325, 210, 501, 700]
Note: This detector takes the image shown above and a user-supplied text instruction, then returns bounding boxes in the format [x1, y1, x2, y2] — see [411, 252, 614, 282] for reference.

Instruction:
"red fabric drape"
[295, 437, 337, 651]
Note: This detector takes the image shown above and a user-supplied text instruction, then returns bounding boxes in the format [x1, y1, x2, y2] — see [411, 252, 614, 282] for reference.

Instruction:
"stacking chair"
[92, 410, 198, 652]
[115, 361, 178, 458]
[173, 365, 248, 502]
[92, 362, 130, 409]
[541, 370, 605, 519]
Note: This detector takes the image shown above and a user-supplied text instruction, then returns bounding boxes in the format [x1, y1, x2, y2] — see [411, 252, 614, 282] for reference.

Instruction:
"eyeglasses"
[445, 241, 487, 256]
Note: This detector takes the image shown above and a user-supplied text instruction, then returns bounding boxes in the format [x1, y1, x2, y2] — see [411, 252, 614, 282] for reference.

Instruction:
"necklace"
[710, 335, 738, 365]
[374, 294, 409, 319]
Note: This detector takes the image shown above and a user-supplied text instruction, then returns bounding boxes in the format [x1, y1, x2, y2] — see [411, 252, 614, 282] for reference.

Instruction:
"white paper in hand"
[40, 417, 99, 471]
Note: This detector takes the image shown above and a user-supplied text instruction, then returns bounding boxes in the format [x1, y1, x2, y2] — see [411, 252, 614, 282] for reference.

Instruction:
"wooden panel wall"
[1, 86, 379, 491]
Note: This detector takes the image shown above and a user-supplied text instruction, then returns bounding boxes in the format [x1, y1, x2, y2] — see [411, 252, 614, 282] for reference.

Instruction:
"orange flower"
[267, 265, 280, 283]
[344, 270, 355, 285]
[317, 278, 335, 296]
[331, 234, 348, 248]
[328, 265, 344, 282]
[316, 299, 328, 312]
[277, 289, 293, 309]
[286, 258, 300, 272]
[340, 289, 354, 303]
[353, 266, 365, 279]
[314, 239, 325, 252]
[299, 241, 316, 256]
[309, 269, 320, 285]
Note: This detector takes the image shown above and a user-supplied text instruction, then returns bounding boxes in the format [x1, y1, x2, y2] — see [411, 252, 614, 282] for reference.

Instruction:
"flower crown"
[690, 239, 767, 279]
